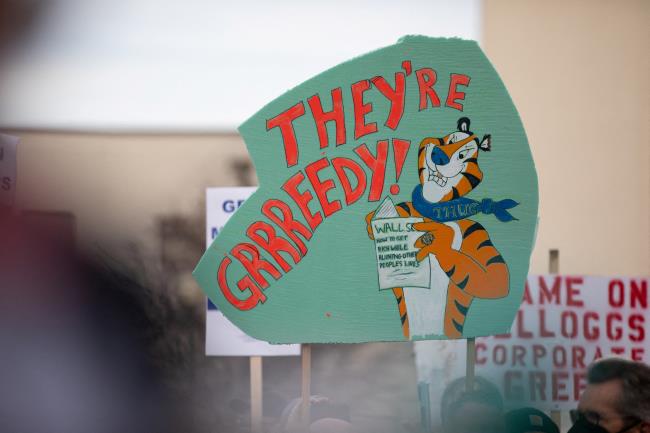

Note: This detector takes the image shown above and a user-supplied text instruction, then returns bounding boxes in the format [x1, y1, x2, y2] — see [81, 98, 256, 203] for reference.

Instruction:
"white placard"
[205, 187, 300, 356]
[0, 133, 18, 207]
[414, 275, 649, 419]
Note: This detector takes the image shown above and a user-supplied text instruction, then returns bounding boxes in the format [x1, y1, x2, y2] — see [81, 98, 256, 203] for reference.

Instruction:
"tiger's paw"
[365, 210, 376, 239]
[413, 221, 455, 261]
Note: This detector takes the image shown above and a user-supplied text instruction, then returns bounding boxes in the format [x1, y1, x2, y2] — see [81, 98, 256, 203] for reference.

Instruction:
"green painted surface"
[193, 36, 538, 343]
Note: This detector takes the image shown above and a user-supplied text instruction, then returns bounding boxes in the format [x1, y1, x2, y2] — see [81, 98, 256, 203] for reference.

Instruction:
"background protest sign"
[415, 275, 649, 416]
[205, 187, 299, 356]
[194, 36, 539, 343]
[0, 133, 18, 207]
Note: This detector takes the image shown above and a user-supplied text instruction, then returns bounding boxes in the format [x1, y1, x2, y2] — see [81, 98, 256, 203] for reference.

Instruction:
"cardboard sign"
[205, 187, 300, 356]
[194, 36, 539, 343]
[414, 275, 649, 413]
[0, 133, 18, 207]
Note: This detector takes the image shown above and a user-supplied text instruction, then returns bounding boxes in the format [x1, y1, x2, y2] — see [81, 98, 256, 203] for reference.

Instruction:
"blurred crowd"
[2, 208, 649, 433]
[438, 359, 650, 433]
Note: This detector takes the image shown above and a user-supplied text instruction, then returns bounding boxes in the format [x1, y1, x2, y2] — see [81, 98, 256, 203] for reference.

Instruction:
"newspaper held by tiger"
[371, 197, 431, 290]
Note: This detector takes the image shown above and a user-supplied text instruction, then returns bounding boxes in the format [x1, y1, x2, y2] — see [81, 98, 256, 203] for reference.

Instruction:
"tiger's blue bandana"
[412, 184, 518, 222]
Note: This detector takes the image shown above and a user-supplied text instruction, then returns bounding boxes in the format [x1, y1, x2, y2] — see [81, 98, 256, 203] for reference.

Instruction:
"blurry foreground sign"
[0, 133, 18, 207]
[415, 275, 649, 413]
[194, 36, 539, 343]
[205, 187, 299, 356]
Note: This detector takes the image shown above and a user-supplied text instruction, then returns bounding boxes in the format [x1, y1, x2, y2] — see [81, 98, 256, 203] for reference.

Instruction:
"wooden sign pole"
[549, 249, 562, 430]
[549, 248, 559, 273]
[465, 337, 476, 391]
[250, 356, 263, 433]
[301, 343, 312, 430]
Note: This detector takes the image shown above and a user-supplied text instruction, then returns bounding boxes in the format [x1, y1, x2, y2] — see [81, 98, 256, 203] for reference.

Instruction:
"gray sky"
[0, 0, 481, 131]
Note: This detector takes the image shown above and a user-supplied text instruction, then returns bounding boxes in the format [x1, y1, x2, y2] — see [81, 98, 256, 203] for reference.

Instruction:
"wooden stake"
[549, 249, 562, 429]
[466, 337, 476, 391]
[250, 356, 263, 433]
[301, 344, 312, 430]
[549, 249, 559, 274]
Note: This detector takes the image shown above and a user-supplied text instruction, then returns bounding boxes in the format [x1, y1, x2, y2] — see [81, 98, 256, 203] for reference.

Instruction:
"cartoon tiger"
[366, 117, 513, 339]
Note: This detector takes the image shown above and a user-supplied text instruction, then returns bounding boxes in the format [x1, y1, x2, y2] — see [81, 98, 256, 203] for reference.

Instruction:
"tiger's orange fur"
[367, 118, 508, 339]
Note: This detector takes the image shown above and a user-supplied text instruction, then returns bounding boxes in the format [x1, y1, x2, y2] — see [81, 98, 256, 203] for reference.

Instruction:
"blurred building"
[2, 0, 647, 275]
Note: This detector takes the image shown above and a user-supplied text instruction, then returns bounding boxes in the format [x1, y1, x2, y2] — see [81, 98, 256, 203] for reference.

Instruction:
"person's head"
[570, 358, 650, 433]
[309, 418, 354, 433]
[506, 407, 559, 433]
[441, 376, 505, 433]
[276, 395, 351, 433]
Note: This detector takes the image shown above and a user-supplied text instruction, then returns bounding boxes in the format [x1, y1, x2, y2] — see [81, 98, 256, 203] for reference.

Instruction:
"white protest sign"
[0, 133, 18, 207]
[205, 187, 300, 356]
[415, 275, 649, 415]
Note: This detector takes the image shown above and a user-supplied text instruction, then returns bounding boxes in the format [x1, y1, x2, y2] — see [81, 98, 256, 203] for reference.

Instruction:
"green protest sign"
[194, 36, 538, 343]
